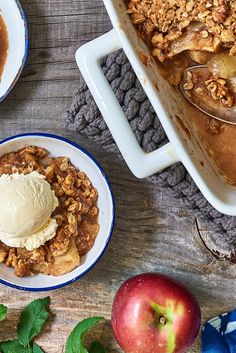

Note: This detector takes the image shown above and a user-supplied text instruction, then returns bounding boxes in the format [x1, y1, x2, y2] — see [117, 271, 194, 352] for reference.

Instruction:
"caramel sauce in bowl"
[0, 0, 28, 101]
[0, 14, 8, 79]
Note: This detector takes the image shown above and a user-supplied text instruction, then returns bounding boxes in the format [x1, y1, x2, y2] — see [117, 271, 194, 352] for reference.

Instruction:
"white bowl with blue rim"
[0, 0, 28, 101]
[0, 133, 115, 291]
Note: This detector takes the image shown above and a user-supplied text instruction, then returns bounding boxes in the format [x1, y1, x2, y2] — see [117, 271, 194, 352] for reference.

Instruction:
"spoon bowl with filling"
[180, 65, 236, 124]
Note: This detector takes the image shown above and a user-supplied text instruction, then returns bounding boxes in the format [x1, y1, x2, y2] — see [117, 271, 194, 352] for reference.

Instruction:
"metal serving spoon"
[179, 65, 236, 125]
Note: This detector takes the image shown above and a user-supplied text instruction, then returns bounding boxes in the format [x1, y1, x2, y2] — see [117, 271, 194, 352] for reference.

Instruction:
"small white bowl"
[0, 0, 28, 101]
[0, 133, 115, 291]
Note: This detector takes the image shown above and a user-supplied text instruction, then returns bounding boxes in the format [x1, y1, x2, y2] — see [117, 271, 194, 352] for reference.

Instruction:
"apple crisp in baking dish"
[0, 146, 99, 277]
[126, 0, 236, 185]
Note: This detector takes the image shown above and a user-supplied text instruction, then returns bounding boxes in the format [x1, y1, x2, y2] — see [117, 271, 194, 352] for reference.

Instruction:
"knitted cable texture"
[65, 49, 236, 257]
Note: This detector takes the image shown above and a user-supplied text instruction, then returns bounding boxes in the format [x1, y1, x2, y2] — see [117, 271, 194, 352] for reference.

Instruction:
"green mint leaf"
[89, 341, 106, 353]
[17, 297, 50, 347]
[65, 317, 104, 353]
[32, 343, 44, 353]
[0, 304, 7, 321]
[0, 339, 30, 353]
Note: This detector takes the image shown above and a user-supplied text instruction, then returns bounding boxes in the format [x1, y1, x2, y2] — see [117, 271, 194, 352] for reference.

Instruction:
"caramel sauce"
[188, 105, 236, 185]
[0, 15, 8, 79]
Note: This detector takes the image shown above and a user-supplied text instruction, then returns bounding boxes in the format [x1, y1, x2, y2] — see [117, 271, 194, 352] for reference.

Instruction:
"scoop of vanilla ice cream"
[0, 171, 59, 250]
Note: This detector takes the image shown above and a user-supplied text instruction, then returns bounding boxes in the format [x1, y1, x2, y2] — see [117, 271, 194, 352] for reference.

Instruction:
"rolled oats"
[60, 162, 69, 171]
[68, 203, 78, 212]
[183, 81, 194, 90]
[67, 212, 77, 225]
[201, 30, 209, 38]
[45, 166, 54, 181]
[204, 77, 234, 106]
[195, 87, 205, 95]
[182, 68, 234, 108]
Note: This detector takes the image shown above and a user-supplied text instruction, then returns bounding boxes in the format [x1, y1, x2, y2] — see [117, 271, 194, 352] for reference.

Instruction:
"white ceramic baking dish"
[76, 0, 236, 216]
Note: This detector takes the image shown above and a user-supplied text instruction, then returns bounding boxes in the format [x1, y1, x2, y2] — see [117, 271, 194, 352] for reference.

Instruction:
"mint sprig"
[0, 339, 30, 353]
[17, 297, 50, 347]
[0, 298, 49, 353]
[0, 341, 44, 353]
[32, 343, 44, 353]
[65, 317, 105, 353]
[0, 305, 7, 322]
[0, 299, 107, 353]
[89, 341, 107, 353]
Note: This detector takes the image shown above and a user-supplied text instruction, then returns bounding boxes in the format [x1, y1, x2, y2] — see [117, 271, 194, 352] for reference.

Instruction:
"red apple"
[111, 273, 201, 353]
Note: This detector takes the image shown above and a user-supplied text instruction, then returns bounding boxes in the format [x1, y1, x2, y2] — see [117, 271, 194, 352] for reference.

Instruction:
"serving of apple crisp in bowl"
[0, 133, 114, 291]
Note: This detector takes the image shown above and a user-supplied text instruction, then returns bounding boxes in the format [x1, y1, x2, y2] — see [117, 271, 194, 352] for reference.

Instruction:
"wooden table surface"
[0, 1, 235, 352]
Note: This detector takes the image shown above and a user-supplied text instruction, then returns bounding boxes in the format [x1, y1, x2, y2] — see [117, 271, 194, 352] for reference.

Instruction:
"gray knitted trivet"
[65, 49, 236, 261]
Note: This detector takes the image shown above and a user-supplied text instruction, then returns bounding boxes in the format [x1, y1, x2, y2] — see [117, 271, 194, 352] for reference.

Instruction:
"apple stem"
[159, 316, 167, 325]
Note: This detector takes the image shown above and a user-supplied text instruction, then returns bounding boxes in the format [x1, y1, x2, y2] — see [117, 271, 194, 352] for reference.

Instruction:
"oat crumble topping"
[126, 0, 236, 61]
[182, 70, 235, 107]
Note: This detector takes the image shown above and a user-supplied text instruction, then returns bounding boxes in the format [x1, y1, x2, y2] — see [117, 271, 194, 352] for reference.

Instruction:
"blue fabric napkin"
[202, 310, 236, 353]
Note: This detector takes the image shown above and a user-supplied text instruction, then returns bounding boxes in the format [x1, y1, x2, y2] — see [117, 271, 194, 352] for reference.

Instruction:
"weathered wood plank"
[0, 1, 235, 352]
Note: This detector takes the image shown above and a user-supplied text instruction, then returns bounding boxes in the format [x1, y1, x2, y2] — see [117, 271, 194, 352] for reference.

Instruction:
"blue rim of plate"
[0, 133, 115, 291]
[0, 0, 29, 102]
